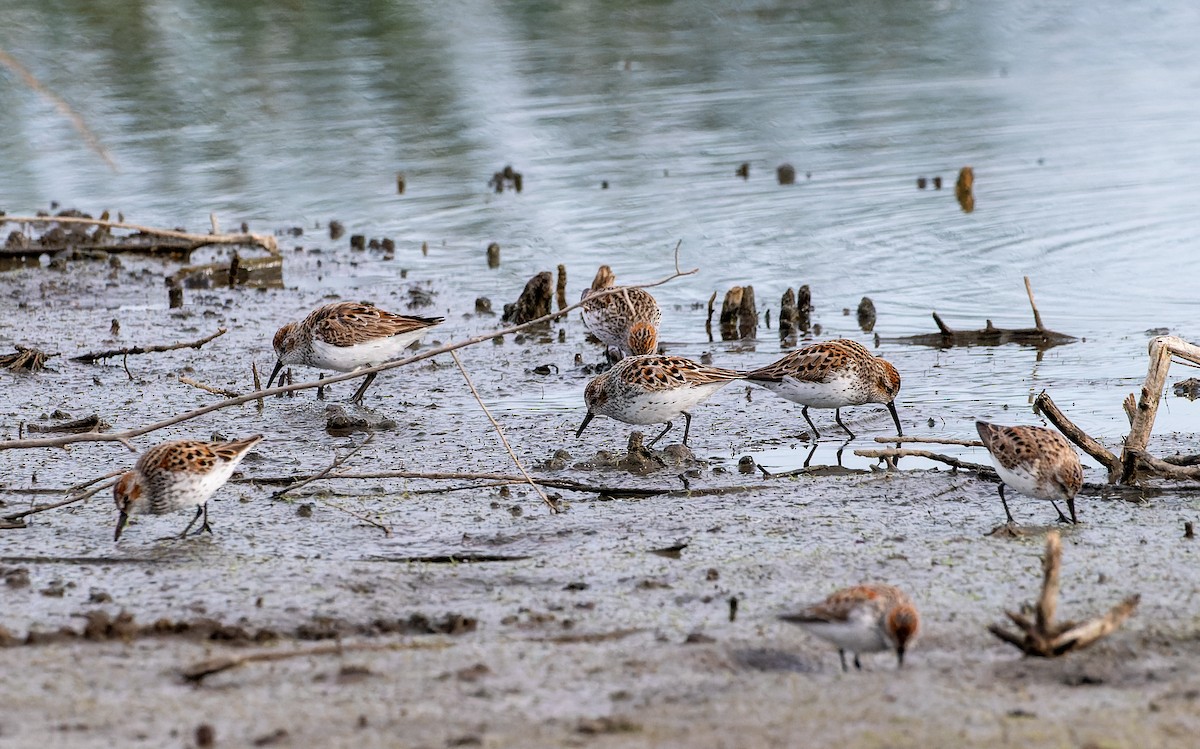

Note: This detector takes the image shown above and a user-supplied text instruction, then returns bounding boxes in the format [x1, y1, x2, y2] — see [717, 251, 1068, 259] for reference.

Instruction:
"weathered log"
[0, 214, 278, 258]
[1119, 336, 1200, 482]
[719, 286, 757, 340]
[501, 271, 555, 324]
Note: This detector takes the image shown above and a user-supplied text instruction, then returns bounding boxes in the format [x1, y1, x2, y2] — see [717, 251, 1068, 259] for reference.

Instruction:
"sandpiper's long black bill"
[114, 511, 130, 543]
[887, 401, 903, 436]
[576, 412, 595, 438]
[266, 359, 285, 389]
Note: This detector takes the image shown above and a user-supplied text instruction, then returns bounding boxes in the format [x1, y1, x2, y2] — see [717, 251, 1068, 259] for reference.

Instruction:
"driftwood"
[0, 346, 58, 372]
[955, 166, 975, 213]
[988, 531, 1139, 657]
[0, 247, 696, 452]
[26, 414, 109, 434]
[778, 286, 812, 341]
[1033, 391, 1122, 482]
[1119, 336, 1200, 482]
[855, 448, 993, 474]
[182, 639, 453, 684]
[501, 271, 553, 324]
[72, 328, 226, 364]
[887, 277, 1076, 349]
[0, 214, 278, 258]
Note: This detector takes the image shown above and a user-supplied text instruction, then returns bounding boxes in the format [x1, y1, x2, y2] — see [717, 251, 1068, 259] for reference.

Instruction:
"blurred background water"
[2, 0, 1199, 463]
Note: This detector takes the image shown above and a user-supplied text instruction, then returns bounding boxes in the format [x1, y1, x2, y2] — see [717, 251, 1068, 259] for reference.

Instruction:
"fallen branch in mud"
[885, 277, 1076, 349]
[275, 437, 392, 536]
[0, 345, 58, 372]
[0, 214, 279, 256]
[182, 639, 454, 684]
[0, 244, 697, 452]
[451, 350, 559, 513]
[855, 448, 994, 473]
[988, 530, 1139, 657]
[240, 470, 662, 497]
[2, 473, 121, 523]
[1119, 335, 1200, 483]
[25, 414, 109, 434]
[178, 376, 241, 399]
[72, 328, 227, 364]
[1032, 391, 1122, 482]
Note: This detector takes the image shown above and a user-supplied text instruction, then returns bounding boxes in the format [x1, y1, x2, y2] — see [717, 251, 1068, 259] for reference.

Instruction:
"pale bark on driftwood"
[1119, 336, 1200, 483]
[886, 277, 1076, 349]
[988, 531, 1139, 657]
[71, 328, 227, 363]
[0, 215, 279, 258]
[1032, 391, 1123, 483]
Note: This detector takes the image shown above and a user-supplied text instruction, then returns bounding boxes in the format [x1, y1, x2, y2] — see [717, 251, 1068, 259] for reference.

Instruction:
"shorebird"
[976, 421, 1083, 524]
[268, 301, 443, 404]
[581, 265, 662, 358]
[576, 354, 741, 446]
[780, 584, 920, 671]
[114, 435, 263, 541]
[744, 339, 902, 439]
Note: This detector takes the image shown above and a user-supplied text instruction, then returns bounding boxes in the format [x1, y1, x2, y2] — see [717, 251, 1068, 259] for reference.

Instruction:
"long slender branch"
[72, 328, 227, 363]
[0, 253, 696, 452]
[0, 214, 279, 254]
[0, 48, 117, 170]
[873, 436, 983, 447]
[855, 448, 994, 473]
[182, 639, 452, 683]
[1032, 391, 1122, 482]
[2, 475, 121, 522]
[273, 436, 374, 501]
[450, 351, 558, 513]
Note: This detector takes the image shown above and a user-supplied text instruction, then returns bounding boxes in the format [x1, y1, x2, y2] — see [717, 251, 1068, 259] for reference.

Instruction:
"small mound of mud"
[571, 433, 699, 475]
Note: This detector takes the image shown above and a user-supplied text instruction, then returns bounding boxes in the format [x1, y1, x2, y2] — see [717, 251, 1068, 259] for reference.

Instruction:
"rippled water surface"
[3, 0, 1200, 460]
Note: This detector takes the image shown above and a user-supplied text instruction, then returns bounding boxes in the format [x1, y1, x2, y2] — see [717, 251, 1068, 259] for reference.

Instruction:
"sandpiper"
[580, 265, 662, 358]
[976, 421, 1083, 524]
[744, 339, 902, 439]
[268, 301, 443, 403]
[780, 584, 920, 671]
[576, 354, 741, 446]
[114, 435, 263, 542]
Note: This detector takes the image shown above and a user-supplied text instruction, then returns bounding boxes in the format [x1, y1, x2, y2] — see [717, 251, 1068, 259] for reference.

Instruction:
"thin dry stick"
[1, 247, 697, 452]
[1, 214, 279, 254]
[273, 436, 374, 500]
[873, 436, 983, 447]
[854, 448, 994, 473]
[0, 48, 117, 170]
[450, 350, 558, 513]
[182, 639, 452, 683]
[251, 361, 264, 412]
[239, 470, 654, 495]
[178, 376, 241, 398]
[2, 476, 121, 522]
[72, 328, 227, 363]
[1024, 275, 1044, 331]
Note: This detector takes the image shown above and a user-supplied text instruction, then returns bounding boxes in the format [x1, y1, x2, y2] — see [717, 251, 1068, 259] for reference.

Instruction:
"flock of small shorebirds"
[107, 265, 1085, 671]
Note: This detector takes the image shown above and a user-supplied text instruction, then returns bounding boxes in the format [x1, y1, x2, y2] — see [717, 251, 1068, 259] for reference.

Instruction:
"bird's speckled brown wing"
[306, 302, 443, 348]
[617, 355, 741, 392]
[744, 340, 865, 384]
[140, 436, 263, 474]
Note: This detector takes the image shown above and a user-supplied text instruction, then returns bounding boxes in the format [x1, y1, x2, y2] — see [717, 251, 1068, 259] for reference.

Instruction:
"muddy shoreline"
[2, 249, 1199, 748]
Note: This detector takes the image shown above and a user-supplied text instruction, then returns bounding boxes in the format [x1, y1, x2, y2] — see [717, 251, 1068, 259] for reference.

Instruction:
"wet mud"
[2, 247, 1200, 748]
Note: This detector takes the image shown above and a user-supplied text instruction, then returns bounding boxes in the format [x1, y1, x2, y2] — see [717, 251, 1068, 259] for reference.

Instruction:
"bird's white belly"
[308, 333, 424, 371]
[800, 620, 888, 654]
[991, 458, 1061, 501]
[759, 374, 864, 409]
[604, 382, 729, 425]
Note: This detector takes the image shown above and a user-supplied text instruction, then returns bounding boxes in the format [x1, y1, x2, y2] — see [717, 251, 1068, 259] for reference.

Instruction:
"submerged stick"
[1, 246, 697, 452]
[2, 475, 121, 523]
[873, 436, 983, 447]
[73, 328, 227, 363]
[451, 351, 558, 513]
[854, 448, 993, 473]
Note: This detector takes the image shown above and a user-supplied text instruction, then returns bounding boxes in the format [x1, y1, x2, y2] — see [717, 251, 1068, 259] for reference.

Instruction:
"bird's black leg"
[853, 653, 862, 670]
[999, 484, 1015, 523]
[1051, 500, 1073, 524]
[834, 408, 856, 439]
[180, 506, 204, 538]
[838, 649, 849, 672]
[801, 406, 821, 441]
[1067, 496, 1078, 524]
[199, 503, 213, 535]
[681, 412, 693, 446]
[350, 371, 378, 405]
[648, 421, 674, 447]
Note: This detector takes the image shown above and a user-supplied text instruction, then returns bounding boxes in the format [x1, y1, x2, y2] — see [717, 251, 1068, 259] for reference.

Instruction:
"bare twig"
[73, 328, 227, 364]
[854, 448, 994, 473]
[182, 639, 453, 683]
[1024, 275, 1045, 331]
[873, 436, 983, 447]
[0, 48, 117, 170]
[273, 436, 374, 501]
[1033, 391, 1121, 482]
[450, 351, 558, 513]
[252, 361, 264, 413]
[0, 251, 697, 452]
[178, 376, 241, 399]
[1121, 336, 1200, 482]
[0, 215, 279, 255]
[2, 475, 120, 522]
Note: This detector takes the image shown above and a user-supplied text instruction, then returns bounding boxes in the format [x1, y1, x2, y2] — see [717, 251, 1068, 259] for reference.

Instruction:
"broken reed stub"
[719, 285, 757, 340]
[501, 271, 553, 324]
